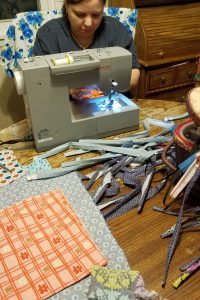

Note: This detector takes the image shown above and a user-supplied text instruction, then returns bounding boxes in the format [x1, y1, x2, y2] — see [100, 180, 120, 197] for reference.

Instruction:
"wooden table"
[1, 99, 199, 300]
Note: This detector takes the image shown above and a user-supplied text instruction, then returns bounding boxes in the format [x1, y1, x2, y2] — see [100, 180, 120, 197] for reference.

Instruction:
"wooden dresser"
[107, 0, 135, 8]
[135, 1, 200, 101]
[134, 0, 199, 5]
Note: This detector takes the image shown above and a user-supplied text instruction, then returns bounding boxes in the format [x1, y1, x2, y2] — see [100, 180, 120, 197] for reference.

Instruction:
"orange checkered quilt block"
[0, 189, 108, 299]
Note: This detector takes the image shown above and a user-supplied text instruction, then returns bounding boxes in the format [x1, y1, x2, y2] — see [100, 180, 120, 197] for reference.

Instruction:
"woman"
[33, 0, 140, 97]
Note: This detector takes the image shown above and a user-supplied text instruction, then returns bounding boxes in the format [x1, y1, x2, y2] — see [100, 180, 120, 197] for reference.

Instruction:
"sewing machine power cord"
[0, 134, 34, 146]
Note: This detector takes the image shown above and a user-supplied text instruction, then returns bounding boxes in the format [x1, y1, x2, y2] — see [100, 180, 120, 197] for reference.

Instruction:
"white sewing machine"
[14, 47, 139, 151]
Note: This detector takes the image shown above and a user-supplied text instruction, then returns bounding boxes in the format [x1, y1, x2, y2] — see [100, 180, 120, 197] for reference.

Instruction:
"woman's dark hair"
[62, 0, 106, 16]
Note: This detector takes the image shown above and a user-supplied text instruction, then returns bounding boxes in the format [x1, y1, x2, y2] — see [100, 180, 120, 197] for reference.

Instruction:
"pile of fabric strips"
[0, 156, 167, 300]
[1, 114, 200, 292]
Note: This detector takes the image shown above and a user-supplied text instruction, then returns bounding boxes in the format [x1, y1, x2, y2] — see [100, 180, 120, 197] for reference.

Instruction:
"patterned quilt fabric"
[87, 266, 166, 300]
[0, 189, 108, 299]
[0, 147, 25, 188]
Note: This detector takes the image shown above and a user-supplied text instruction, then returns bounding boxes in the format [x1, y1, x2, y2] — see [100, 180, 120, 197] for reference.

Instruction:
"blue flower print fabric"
[0, 8, 138, 77]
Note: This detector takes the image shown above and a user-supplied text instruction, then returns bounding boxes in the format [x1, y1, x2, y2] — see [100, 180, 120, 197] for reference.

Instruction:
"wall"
[0, 63, 25, 130]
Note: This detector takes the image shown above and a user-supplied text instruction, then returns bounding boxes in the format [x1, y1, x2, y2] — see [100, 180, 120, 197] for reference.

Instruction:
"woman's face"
[66, 0, 104, 39]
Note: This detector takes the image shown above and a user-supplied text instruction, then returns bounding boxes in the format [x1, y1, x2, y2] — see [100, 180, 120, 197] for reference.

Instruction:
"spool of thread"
[51, 53, 74, 66]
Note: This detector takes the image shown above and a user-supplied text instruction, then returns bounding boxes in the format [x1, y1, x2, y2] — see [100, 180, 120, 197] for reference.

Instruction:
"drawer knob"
[159, 52, 164, 58]
[188, 71, 193, 78]
[161, 77, 166, 84]
[180, 96, 185, 102]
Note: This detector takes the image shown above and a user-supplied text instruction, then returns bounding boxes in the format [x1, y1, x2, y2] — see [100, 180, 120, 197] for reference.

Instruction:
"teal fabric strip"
[27, 154, 120, 180]
[27, 162, 97, 180]
[179, 152, 200, 172]
[64, 149, 90, 157]
[79, 136, 171, 146]
[143, 117, 174, 130]
[26, 116, 174, 181]
[143, 117, 174, 137]
[39, 142, 71, 159]
[164, 112, 189, 122]
[71, 141, 157, 161]
[34, 117, 174, 162]
[61, 153, 120, 168]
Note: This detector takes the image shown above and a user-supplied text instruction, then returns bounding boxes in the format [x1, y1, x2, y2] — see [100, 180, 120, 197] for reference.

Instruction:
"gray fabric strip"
[104, 180, 166, 221]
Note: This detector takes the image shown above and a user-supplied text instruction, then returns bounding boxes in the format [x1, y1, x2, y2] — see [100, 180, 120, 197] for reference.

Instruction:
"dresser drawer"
[147, 67, 175, 91]
[146, 85, 193, 102]
[175, 62, 196, 85]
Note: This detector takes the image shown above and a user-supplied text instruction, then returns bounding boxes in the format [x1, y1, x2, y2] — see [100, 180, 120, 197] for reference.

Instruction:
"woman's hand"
[69, 88, 83, 100]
